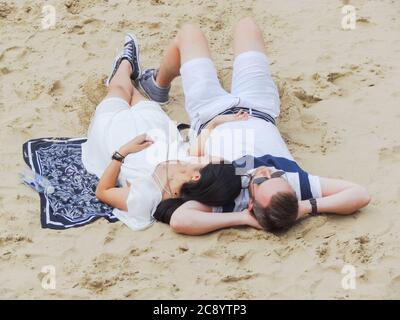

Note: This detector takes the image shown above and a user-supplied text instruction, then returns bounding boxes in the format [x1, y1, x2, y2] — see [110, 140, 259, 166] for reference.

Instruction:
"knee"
[176, 23, 204, 43]
[107, 83, 132, 99]
[234, 17, 260, 34]
[179, 22, 202, 35]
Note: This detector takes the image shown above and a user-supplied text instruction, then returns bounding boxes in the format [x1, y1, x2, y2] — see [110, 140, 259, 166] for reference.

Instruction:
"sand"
[0, 0, 399, 299]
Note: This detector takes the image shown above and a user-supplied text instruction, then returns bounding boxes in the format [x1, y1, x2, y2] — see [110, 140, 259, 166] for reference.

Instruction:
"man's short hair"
[253, 191, 299, 231]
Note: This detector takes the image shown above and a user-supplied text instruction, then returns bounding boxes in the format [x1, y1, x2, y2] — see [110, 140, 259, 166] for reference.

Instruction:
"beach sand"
[0, 0, 399, 299]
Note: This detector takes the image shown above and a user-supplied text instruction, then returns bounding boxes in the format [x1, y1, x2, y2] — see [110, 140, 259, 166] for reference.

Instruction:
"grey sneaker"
[106, 33, 141, 86]
[138, 68, 171, 105]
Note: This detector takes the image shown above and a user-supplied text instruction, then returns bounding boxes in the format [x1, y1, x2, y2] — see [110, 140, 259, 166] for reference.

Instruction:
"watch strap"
[309, 198, 318, 216]
[112, 151, 125, 163]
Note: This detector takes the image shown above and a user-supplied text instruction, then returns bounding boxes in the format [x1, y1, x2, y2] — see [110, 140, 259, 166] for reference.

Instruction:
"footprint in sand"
[312, 62, 384, 97]
[293, 88, 323, 107]
[48, 80, 63, 97]
[72, 18, 104, 35]
[276, 79, 336, 154]
[335, 234, 383, 265]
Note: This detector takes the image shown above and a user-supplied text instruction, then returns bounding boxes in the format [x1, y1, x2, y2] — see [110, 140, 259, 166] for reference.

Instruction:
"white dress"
[82, 98, 189, 230]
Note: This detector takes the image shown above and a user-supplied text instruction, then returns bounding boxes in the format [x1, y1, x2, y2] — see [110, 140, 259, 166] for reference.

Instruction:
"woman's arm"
[95, 134, 154, 210]
[297, 177, 371, 219]
[170, 200, 261, 236]
[189, 111, 249, 157]
[95, 160, 130, 210]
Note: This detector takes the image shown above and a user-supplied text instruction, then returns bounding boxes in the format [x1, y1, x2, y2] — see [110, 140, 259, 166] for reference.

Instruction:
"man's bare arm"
[297, 177, 371, 218]
[170, 200, 261, 235]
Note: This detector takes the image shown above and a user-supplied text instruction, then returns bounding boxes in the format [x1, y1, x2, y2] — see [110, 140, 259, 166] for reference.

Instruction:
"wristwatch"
[112, 151, 125, 163]
[309, 198, 318, 216]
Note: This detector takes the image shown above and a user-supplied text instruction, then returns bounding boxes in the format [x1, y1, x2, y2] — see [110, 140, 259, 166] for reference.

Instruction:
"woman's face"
[167, 162, 202, 198]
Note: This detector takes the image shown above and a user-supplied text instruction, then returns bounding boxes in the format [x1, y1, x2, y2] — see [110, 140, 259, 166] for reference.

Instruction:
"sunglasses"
[247, 170, 287, 203]
[250, 170, 286, 185]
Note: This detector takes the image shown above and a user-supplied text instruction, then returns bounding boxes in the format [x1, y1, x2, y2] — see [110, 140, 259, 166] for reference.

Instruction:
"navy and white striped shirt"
[214, 154, 321, 213]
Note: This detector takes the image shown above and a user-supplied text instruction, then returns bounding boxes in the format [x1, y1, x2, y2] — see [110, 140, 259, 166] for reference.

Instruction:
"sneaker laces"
[122, 41, 135, 62]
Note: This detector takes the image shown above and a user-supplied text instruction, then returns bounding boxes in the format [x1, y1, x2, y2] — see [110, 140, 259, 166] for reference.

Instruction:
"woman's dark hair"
[153, 163, 241, 224]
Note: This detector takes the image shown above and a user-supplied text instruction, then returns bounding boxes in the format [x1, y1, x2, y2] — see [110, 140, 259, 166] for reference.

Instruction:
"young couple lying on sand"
[82, 18, 370, 235]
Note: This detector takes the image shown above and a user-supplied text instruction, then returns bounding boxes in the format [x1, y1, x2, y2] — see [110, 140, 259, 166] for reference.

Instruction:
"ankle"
[120, 59, 133, 74]
[155, 72, 171, 89]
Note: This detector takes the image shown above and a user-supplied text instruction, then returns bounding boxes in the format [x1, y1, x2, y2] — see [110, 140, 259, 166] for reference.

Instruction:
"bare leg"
[106, 60, 147, 106]
[233, 17, 266, 57]
[156, 23, 212, 88]
[130, 87, 148, 106]
[155, 39, 181, 88]
[231, 17, 281, 120]
[106, 60, 134, 103]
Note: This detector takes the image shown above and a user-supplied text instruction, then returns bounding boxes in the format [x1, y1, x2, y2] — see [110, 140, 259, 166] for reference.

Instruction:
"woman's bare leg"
[130, 87, 148, 106]
[106, 60, 134, 103]
[106, 59, 147, 106]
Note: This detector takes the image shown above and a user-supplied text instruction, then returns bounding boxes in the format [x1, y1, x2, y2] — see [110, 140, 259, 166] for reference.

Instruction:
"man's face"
[248, 167, 294, 211]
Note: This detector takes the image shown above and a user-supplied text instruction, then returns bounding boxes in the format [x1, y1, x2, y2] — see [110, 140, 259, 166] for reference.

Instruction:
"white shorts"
[180, 51, 280, 136]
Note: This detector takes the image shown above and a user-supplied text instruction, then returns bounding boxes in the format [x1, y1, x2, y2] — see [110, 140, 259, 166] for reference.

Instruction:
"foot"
[106, 33, 141, 86]
[138, 68, 171, 105]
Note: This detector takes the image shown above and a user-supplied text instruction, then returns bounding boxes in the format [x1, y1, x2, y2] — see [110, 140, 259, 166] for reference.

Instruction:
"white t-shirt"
[204, 118, 293, 161]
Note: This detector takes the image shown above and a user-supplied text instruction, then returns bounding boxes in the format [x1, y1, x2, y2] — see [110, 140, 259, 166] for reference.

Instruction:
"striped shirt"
[214, 154, 321, 213]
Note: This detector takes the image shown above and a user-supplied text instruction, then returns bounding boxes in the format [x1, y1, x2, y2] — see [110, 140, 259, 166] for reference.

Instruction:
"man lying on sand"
[139, 17, 371, 235]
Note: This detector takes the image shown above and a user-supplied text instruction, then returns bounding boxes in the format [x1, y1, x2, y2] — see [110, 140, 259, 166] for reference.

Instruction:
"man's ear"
[248, 198, 254, 211]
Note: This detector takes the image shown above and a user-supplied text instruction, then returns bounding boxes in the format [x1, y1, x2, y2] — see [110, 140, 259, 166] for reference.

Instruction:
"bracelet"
[309, 198, 318, 216]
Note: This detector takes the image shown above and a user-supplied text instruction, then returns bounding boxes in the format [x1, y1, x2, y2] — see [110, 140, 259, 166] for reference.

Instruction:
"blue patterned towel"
[22, 137, 118, 229]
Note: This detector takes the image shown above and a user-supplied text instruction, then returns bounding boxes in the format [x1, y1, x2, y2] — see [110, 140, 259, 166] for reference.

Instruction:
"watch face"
[112, 152, 124, 162]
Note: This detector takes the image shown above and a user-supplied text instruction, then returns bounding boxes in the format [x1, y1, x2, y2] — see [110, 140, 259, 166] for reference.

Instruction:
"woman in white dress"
[82, 33, 251, 231]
